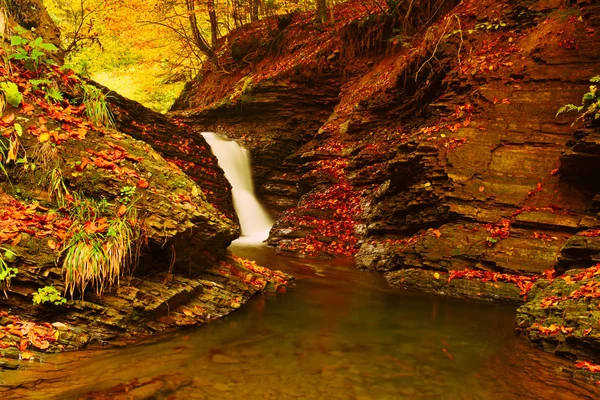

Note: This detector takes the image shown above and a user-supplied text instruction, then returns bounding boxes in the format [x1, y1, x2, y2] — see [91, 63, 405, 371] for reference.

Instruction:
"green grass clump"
[78, 83, 115, 128]
[61, 198, 138, 299]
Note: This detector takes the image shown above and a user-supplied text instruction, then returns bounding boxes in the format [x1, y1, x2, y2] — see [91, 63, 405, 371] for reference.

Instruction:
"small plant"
[61, 215, 137, 298]
[78, 83, 115, 128]
[0, 81, 23, 107]
[485, 237, 498, 247]
[68, 193, 110, 221]
[29, 79, 63, 104]
[475, 19, 507, 31]
[44, 86, 64, 103]
[556, 76, 600, 125]
[0, 120, 25, 178]
[9, 27, 59, 71]
[118, 185, 136, 203]
[29, 141, 56, 172]
[46, 167, 69, 206]
[33, 285, 66, 305]
[0, 248, 18, 297]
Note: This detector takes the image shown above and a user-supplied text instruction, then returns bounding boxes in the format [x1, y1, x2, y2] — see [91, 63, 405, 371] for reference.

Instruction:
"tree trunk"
[251, 0, 259, 22]
[208, 0, 218, 49]
[186, 0, 214, 58]
[315, 0, 327, 24]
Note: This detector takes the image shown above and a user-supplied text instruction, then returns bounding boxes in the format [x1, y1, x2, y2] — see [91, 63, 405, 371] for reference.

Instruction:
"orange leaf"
[137, 178, 149, 189]
[117, 204, 127, 217]
[22, 103, 34, 113]
[2, 113, 15, 125]
[75, 158, 89, 172]
[47, 239, 59, 250]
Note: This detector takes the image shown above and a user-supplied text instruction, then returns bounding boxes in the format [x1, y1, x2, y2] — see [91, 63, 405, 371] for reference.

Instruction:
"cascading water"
[202, 132, 273, 244]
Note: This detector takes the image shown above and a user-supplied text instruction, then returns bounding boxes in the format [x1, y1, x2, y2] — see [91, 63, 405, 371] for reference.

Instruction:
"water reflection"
[1, 244, 597, 399]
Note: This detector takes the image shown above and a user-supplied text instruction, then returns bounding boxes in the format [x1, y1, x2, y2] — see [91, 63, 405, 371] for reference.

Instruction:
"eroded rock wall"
[0, 2, 290, 356]
[174, 0, 600, 298]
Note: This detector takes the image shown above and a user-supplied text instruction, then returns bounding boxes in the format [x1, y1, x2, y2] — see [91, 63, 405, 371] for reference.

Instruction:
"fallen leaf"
[1, 113, 15, 125]
[39, 132, 50, 143]
[117, 204, 127, 217]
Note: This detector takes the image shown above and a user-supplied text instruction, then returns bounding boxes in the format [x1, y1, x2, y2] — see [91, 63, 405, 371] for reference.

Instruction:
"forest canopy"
[40, 0, 353, 112]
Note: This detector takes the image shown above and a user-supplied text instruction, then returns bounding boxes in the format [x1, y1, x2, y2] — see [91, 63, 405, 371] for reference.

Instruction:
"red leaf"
[137, 178, 149, 189]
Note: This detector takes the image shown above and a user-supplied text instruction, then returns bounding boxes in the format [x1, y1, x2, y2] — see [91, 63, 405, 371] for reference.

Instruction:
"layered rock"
[0, 7, 290, 359]
[516, 265, 600, 363]
[174, 0, 600, 272]
[172, 0, 600, 364]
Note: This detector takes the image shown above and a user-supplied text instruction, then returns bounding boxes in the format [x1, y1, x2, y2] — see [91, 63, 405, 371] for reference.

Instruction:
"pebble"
[52, 322, 69, 331]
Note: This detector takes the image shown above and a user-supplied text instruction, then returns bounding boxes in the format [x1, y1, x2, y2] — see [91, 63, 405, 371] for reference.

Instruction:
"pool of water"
[1, 244, 597, 399]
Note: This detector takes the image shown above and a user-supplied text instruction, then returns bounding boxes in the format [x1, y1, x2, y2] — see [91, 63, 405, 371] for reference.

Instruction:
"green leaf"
[0, 82, 23, 107]
[556, 103, 582, 117]
[3, 249, 16, 263]
[14, 123, 23, 137]
[31, 49, 44, 59]
[40, 42, 59, 52]
[10, 35, 27, 46]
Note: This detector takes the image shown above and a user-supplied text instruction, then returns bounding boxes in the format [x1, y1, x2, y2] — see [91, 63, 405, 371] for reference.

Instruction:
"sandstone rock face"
[171, 0, 600, 363]
[0, 12, 291, 350]
[174, 0, 600, 289]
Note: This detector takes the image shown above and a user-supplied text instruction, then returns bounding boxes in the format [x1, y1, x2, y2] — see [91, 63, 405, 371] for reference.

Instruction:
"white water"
[202, 132, 273, 244]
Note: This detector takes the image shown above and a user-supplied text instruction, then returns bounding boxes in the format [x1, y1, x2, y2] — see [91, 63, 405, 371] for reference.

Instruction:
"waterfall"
[201, 132, 273, 244]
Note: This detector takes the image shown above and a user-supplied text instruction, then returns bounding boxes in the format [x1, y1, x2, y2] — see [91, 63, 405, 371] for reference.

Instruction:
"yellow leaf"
[39, 132, 50, 143]
[21, 351, 34, 360]
[191, 185, 200, 197]
[434, 272, 440, 280]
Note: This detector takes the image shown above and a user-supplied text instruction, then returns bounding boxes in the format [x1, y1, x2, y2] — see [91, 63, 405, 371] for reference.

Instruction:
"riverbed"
[1, 243, 597, 399]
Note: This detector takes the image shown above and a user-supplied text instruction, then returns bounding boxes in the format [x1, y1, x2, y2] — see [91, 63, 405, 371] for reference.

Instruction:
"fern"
[556, 103, 583, 117]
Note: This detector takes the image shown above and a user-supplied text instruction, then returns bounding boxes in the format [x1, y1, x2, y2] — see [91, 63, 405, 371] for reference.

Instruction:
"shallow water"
[1, 244, 597, 399]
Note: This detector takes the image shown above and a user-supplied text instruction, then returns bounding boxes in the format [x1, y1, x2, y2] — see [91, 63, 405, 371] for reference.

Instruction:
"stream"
[2, 134, 596, 399]
[1, 243, 597, 399]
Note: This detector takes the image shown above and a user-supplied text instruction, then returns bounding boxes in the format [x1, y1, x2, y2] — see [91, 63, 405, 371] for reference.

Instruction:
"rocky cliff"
[171, 0, 600, 367]
[0, 5, 289, 363]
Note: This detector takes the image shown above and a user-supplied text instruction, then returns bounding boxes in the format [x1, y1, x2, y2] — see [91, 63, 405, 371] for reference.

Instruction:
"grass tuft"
[60, 198, 139, 298]
[46, 166, 69, 206]
[78, 83, 115, 128]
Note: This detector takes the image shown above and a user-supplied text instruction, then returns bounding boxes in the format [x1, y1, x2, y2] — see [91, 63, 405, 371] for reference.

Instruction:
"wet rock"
[211, 354, 241, 364]
[517, 265, 600, 362]
[385, 268, 522, 304]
